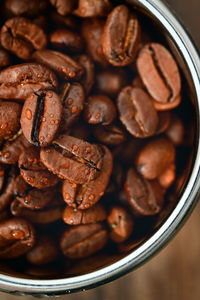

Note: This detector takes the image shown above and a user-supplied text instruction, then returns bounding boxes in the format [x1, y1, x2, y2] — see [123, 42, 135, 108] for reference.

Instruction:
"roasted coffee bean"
[107, 206, 134, 243]
[0, 166, 16, 212]
[0, 218, 35, 259]
[41, 135, 104, 184]
[60, 82, 84, 132]
[5, 0, 48, 17]
[50, 11, 78, 29]
[136, 43, 181, 106]
[102, 5, 140, 66]
[0, 133, 31, 165]
[76, 54, 95, 95]
[33, 50, 84, 80]
[0, 49, 11, 69]
[0, 63, 58, 101]
[70, 122, 91, 140]
[62, 203, 106, 225]
[0, 102, 21, 140]
[1, 17, 47, 60]
[50, 0, 77, 16]
[95, 69, 128, 96]
[50, 28, 84, 53]
[156, 111, 171, 135]
[62, 145, 112, 209]
[136, 137, 175, 180]
[84, 95, 116, 125]
[60, 223, 108, 259]
[21, 90, 62, 147]
[26, 235, 59, 265]
[14, 175, 57, 210]
[94, 124, 126, 146]
[165, 114, 184, 145]
[125, 168, 164, 216]
[117, 87, 158, 138]
[74, 0, 112, 17]
[81, 18, 108, 67]
[18, 149, 59, 189]
[158, 163, 176, 189]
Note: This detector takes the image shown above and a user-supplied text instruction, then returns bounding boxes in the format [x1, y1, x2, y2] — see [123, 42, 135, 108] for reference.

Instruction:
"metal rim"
[1, 0, 200, 295]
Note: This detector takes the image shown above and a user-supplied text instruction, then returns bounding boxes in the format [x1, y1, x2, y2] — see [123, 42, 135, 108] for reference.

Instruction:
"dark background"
[2, 0, 200, 299]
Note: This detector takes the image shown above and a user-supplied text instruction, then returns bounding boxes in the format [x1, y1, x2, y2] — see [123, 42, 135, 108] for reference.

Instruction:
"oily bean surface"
[0, 102, 21, 139]
[74, 0, 112, 17]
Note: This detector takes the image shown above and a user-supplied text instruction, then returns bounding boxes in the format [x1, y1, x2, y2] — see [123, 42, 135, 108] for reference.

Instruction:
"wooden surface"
[1, 0, 200, 299]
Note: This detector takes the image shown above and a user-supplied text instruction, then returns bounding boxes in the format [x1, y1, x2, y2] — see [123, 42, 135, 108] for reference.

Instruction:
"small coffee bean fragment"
[0, 102, 21, 140]
[74, 0, 112, 17]
[94, 124, 126, 146]
[84, 95, 116, 125]
[107, 206, 134, 243]
[50, 29, 84, 53]
[102, 5, 140, 66]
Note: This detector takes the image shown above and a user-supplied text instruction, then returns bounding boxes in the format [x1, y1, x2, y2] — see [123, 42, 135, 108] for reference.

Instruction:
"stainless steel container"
[0, 0, 200, 296]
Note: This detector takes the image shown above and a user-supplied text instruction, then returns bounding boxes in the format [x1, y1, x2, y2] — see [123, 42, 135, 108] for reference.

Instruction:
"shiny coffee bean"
[1, 17, 47, 60]
[107, 206, 134, 243]
[26, 235, 59, 265]
[74, 0, 112, 17]
[125, 168, 164, 216]
[76, 54, 95, 95]
[137, 43, 181, 106]
[62, 145, 112, 209]
[165, 114, 184, 145]
[81, 18, 108, 67]
[50, 28, 84, 53]
[0, 102, 21, 140]
[21, 90, 62, 147]
[41, 135, 104, 184]
[93, 124, 126, 146]
[0, 166, 16, 212]
[0, 49, 11, 69]
[0, 218, 35, 259]
[49, 0, 77, 16]
[117, 87, 158, 138]
[18, 149, 59, 189]
[5, 0, 48, 17]
[158, 163, 176, 189]
[136, 137, 175, 180]
[60, 223, 108, 259]
[33, 49, 84, 80]
[102, 5, 140, 66]
[84, 95, 116, 125]
[62, 203, 106, 225]
[0, 63, 58, 101]
[60, 82, 85, 132]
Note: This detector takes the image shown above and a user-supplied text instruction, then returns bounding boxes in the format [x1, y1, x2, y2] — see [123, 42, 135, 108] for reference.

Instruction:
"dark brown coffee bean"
[165, 114, 184, 145]
[0, 63, 58, 101]
[107, 206, 134, 243]
[76, 54, 95, 95]
[158, 163, 175, 189]
[1, 17, 47, 60]
[50, 11, 78, 29]
[81, 18, 108, 67]
[5, 0, 48, 17]
[136, 43, 181, 106]
[95, 69, 128, 96]
[0, 166, 16, 212]
[74, 0, 112, 17]
[136, 137, 175, 180]
[62, 145, 113, 209]
[50, 29, 84, 53]
[0, 218, 35, 259]
[0, 133, 31, 165]
[21, 90, 62, 147]
[125, 168, 164, 216]
[94, 124, 126, 146]
[33, 50, 84, 80]
[102, 5, 140, 66]
[70, 122, 91, 140]
[18, 149, 59, 189]
[0, 102, 21, 140]
[117, 87, 158, 138]
[156, 111, 171, 135]
[113, 138, 144, 164]
[84, 95, 116, 125]
[0, 49, 11, 69]
[41, 135, 104, 184]
[60, 223, 108, 259]
[26, 235, 59, 265]
[60, 82, 85, 132]
[62, 203, 106, 225]
[50, 0, 77, 16]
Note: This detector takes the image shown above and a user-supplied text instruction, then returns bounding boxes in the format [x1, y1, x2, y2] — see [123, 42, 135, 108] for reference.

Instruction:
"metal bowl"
[0, 0, 200, 296]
